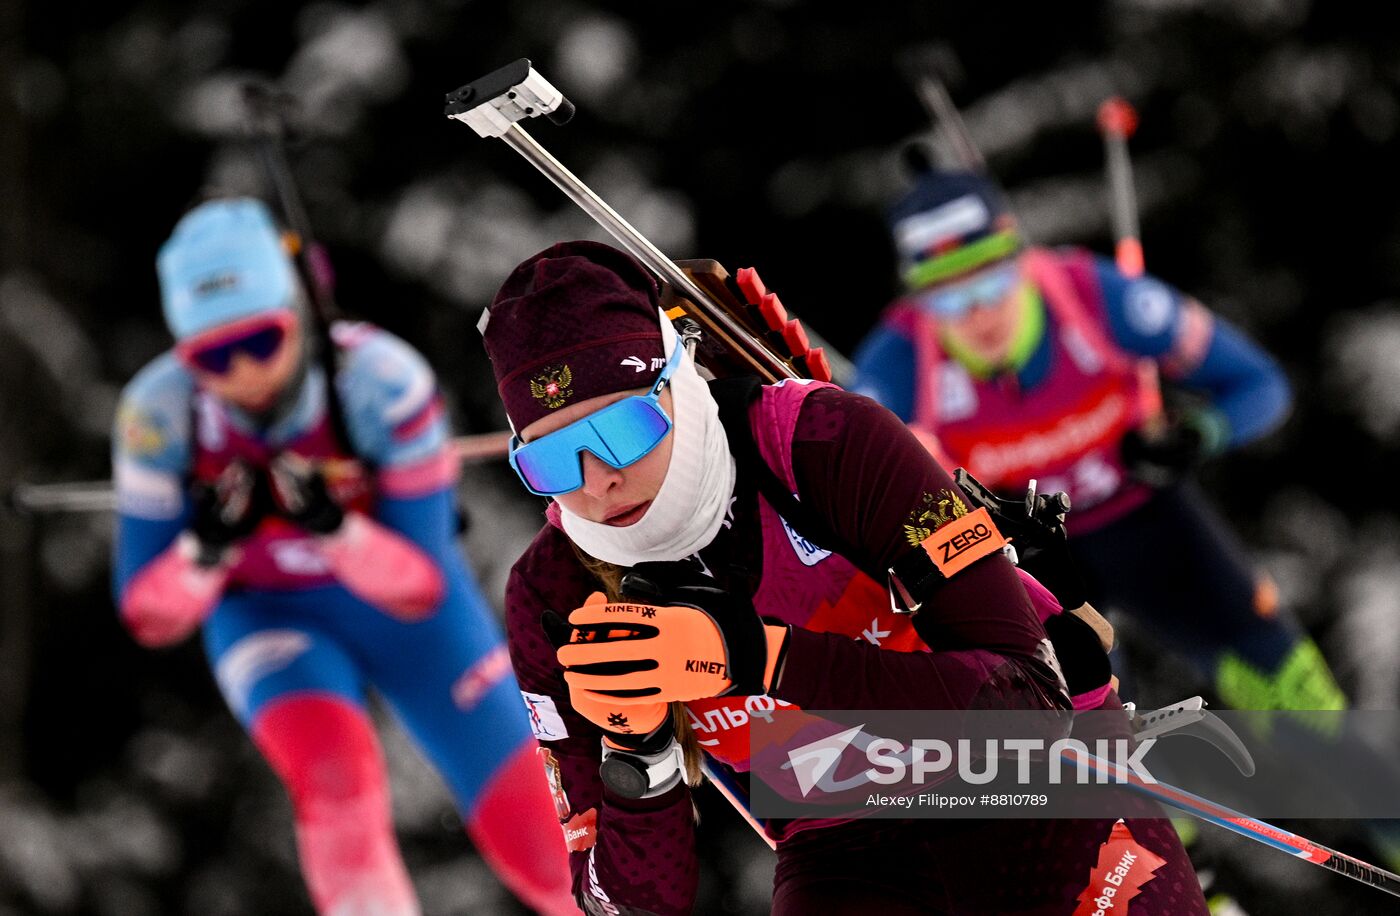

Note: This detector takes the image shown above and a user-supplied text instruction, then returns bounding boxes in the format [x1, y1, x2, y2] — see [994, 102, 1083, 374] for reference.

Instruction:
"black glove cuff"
[1044, 612, 1113, 698]
[297, 499, 345, 535]
[622, 563, 771, 697]
[603, 715, 675, 754]
[1017, 539, 1089, 610]
[600, 734, 685, 800]
[714, 605, 770, 697]
[180, 531, 230, 570]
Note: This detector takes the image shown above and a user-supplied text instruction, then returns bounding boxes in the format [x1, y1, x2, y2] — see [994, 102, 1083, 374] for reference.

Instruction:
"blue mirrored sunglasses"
[509, 336, 684, 497]
[915, 261, 1021, 319]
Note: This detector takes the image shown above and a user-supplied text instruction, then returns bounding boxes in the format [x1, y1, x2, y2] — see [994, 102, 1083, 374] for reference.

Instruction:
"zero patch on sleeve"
[920, 506, 1007, 578]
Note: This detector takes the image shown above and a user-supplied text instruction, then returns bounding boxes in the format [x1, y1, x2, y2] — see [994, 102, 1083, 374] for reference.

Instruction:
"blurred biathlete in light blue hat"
[851, 166, 1346, 717]
[112, 197, 578, 915]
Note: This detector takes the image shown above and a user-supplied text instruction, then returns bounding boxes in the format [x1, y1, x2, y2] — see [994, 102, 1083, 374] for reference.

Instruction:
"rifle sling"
[708, 376, 947, 599]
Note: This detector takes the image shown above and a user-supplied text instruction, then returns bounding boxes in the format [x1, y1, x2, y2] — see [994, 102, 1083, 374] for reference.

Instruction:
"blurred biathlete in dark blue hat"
[111, 197, 579, 915]
[851, 167, 1346, 718]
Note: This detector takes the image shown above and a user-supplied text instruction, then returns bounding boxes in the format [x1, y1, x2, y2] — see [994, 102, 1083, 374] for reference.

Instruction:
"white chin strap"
[559, 315, 736, 566]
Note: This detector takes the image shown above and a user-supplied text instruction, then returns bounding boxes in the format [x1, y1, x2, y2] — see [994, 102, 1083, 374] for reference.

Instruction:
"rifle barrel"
[500, 123, 797, 382]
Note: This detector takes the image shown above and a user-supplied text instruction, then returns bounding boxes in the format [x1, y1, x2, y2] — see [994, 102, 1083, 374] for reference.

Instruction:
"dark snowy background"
[4, 1, 1400, 913]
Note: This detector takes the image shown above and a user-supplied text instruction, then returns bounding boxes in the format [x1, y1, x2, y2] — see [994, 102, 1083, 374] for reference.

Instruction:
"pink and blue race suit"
[113, 322, 575, 915]
[507, 378, 1206, 915]
[852, 247, 1346, 713]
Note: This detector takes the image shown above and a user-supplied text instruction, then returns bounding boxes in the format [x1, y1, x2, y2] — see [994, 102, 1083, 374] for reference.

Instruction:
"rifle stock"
[660, 260, 832, 383]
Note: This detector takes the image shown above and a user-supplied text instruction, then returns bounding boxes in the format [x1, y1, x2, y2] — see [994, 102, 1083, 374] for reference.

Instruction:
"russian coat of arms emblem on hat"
[530, 365, 574, 409]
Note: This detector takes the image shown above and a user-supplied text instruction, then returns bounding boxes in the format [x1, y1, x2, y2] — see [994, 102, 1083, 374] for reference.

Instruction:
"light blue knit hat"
[157, 197, 297, 339]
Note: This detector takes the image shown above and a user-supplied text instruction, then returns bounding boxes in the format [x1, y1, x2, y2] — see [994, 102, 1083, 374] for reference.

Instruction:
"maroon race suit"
[506, 382, 1207, 915]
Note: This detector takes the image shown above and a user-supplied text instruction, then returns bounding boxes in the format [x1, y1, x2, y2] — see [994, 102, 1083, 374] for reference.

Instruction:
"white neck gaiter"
[559, 315, 737, 566]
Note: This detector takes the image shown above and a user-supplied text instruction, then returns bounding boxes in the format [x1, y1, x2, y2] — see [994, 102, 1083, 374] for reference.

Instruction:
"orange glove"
[555, 563, 789, 707]
[543, 601, 670, 751]
[545, 604, 686, 800]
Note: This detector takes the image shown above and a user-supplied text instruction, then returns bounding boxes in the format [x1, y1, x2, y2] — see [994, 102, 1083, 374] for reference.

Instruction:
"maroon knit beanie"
[482, 240, 667, 431]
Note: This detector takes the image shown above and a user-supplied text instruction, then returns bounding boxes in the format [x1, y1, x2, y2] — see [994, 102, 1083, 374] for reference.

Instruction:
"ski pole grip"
[1096, 96, 1139, 140]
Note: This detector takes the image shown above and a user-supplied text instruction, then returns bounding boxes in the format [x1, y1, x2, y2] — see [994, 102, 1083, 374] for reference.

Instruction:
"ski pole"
[6, 431, 515, 516]
[1064, 746, 1400, 899]
[1096, 96, 1145, 278]
[7, 480, 117, 515]
[1096, 95, 1165, 427]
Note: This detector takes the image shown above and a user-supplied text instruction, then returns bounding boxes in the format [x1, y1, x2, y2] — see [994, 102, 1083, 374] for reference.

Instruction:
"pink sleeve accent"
[329, 320, 375, 347]
[1017, 568, 1112, 711]
[391, 397, 443, 443]
[319, 512, 445, 620]
[1015, 567, 1064, 624]
[375, 447, 460, 499]
[1160, 299, 1215, 379]
[752, 380, 839, 491]
[120, 536, 230, 647]
[1071, 682, 1115, 711]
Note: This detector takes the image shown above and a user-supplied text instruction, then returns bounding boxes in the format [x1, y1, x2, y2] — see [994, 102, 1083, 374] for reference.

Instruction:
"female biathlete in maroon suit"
[479, 240, 1210, 914]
